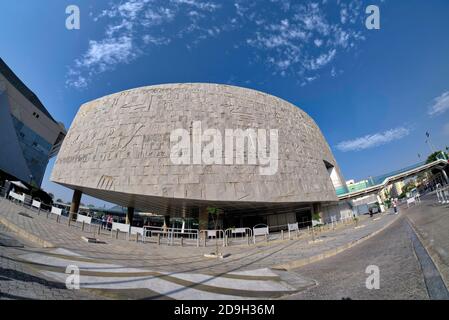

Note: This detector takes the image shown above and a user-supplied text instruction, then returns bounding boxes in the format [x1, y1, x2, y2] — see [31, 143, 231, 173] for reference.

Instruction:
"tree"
[312, 212, 321, 221]
[426, 151, 449, 164]
[403, 181, 416, 194]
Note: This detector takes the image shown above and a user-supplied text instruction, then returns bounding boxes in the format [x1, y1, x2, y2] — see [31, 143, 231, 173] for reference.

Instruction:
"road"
[287, 196, 449, 300]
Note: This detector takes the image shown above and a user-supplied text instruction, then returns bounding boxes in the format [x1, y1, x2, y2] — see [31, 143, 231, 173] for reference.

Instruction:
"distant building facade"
[0, 58, 66, 187]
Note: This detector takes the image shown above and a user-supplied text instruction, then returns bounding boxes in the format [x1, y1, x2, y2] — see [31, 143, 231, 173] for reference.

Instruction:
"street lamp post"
[425, 131, 436, 153]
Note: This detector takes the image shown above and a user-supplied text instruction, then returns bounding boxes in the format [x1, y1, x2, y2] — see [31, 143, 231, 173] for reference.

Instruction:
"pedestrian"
[101, 215, 106, 229]
[393, 199, 398, 214]
[369, 208, 373, 218]
[107, 215, 113, 230]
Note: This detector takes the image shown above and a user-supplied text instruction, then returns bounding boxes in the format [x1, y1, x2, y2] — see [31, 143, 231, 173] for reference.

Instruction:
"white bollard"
[443, 190, 449, 204]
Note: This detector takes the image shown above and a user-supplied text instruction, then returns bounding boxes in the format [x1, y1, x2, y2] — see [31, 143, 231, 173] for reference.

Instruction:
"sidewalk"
[0, 198, 402, 299]
[0, 197, 400, 274]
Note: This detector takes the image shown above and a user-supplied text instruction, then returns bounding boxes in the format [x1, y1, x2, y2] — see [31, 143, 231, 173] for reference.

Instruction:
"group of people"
[101, 215, 114, 230]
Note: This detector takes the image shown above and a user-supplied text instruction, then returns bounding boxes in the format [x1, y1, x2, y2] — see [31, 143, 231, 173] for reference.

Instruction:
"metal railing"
[199, 229, 225, 247]
[0, 185, 397, 248]
[142, 225, 200, 246]
[224, 227, 252, 246]
[436, 184, 449, 204]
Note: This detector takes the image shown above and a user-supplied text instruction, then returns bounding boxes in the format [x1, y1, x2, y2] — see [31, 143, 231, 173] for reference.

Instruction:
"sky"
[1, 0, 448, 207]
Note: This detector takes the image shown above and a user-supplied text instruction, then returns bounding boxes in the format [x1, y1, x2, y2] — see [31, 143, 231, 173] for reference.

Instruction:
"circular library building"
[51, 83, 347, 230]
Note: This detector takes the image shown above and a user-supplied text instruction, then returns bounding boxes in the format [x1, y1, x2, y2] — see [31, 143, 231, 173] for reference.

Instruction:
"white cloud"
[66, 36, 136, 89]
[245, 0, 366, 80]
[67, 0, 368, 88]
[340, 8, 348, 24]
[428, 91, 449, 116]
[170, 0, 221, 12]
[336, 127, 411, 152]
[79, 36, 135, 69]
[314, 39, 323, 47]
[67, 0, 221, 88]
[305, 49, 336, 70]
[143, 7, 175, 26]
[143, 35, 171, 45]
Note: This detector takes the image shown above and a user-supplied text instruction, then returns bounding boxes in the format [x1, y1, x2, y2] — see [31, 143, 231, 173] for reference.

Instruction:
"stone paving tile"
[406, 194, 449, 288]
[0, 198, 399, 275]
[0, 224, 105, 300]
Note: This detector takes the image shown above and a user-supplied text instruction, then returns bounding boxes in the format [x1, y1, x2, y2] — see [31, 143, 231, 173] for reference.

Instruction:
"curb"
[272, 213, 401, 271]
[0, 215, 55, 248]
[406, 216, 449, 291]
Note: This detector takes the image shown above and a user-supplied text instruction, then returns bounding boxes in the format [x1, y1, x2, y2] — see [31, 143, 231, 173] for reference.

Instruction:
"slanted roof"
[0, 57, 56, 123]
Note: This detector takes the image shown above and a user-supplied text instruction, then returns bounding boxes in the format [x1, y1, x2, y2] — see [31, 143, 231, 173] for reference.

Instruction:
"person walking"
[107, 215, 113, 230]
[393, 199, 398, 214]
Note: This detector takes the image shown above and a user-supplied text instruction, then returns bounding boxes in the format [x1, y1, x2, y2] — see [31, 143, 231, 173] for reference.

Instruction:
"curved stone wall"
[51, 83, 345, 212]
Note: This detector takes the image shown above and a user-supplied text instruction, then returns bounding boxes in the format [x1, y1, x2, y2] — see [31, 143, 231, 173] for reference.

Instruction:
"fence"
[436, 184, 449, 204]
[199, 229, 225, 247]
[142, 225, 200, 246]
[0, 185, 394, 248]
[253, 224, 269, 244]
[224, 227, 252, 246]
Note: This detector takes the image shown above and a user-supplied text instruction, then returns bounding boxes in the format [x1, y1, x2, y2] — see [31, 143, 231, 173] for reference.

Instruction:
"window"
[323, 160, 344, 190]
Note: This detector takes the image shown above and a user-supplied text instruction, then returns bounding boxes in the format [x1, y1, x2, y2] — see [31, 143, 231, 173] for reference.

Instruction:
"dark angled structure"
[0, 58, 66, 187]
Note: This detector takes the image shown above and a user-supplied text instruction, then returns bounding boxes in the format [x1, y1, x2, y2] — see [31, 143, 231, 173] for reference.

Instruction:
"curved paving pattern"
[0, 197, 405, 300]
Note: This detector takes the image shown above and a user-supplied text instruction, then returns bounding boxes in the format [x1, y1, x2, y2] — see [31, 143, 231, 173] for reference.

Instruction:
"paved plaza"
[1, 194, 448, 299]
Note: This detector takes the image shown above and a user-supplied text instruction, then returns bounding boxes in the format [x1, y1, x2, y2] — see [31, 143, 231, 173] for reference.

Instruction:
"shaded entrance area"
[62, 184, 323, 231]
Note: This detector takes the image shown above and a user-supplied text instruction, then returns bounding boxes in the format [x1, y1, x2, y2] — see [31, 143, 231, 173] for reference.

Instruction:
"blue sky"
[1, 0, 448, 206]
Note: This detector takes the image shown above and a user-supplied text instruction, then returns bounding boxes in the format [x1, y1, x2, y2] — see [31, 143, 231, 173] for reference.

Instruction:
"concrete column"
[199, 207, 209, 230]
[163, 215, 171, 228]
[377, 195, 385, 213]
[163, 205, 171, 230]
[69, 190, 82, 222]
[442, 169, 449, 185]
[126, 207, 135, 225]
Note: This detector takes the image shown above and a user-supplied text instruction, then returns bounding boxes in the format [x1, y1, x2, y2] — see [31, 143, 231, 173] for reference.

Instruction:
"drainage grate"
[17, 212, 33, 219]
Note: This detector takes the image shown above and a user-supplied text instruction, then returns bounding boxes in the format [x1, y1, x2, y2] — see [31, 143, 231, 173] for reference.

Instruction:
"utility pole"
[425, 131, 436, 153]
